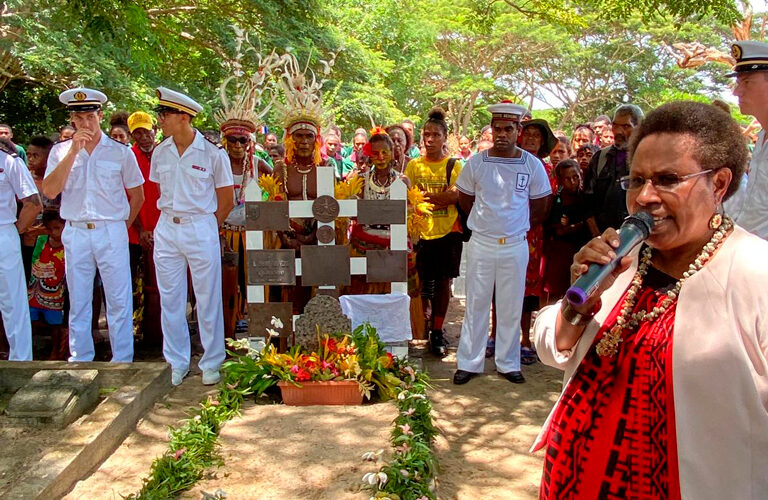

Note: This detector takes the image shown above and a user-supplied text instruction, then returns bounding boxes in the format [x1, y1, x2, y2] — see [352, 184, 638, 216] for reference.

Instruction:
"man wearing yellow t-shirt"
[405, 107, 464, 357]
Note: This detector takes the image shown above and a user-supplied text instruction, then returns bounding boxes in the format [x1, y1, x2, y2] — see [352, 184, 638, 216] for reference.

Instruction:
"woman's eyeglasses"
[225, 136, 249, 145]
[619, 169, 714, 191]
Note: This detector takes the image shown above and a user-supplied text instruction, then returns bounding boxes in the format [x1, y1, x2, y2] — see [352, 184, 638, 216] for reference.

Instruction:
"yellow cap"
[127, 111, 154, 132]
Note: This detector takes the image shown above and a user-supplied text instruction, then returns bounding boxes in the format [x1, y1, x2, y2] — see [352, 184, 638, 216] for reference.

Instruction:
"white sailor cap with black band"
[154, 87, 203, 117]
[487, 101, 528, 121]
[59, 88, 108, 112]
[727, 40, 768, 77]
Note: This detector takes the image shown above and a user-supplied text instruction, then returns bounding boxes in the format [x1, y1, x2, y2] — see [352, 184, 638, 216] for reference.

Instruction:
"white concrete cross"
[244, 165, 408, 306]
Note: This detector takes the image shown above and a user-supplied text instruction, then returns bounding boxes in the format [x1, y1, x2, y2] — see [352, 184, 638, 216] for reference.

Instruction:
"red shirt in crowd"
[128, 143, 161, 244]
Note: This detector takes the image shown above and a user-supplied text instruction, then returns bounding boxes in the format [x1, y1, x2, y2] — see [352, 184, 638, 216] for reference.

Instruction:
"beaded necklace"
[596, 216, 733, 357]
[282, 162, 314, 200]
[365, 167, 396, 199]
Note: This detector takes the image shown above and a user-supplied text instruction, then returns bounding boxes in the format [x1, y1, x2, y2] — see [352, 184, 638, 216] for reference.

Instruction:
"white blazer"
[532, 226, 768, 500]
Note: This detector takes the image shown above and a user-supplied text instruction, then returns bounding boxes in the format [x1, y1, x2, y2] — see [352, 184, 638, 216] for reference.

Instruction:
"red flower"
[296, 368, 311, 381]
[325, 337, 338, 353]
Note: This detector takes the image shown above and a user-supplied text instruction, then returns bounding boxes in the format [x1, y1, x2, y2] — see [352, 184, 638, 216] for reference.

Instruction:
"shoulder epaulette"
[204, 135, 224, 149]
[107, 136, 130, 146]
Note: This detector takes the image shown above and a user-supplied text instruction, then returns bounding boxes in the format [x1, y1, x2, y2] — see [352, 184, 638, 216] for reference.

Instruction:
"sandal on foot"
[485, 338, 495, 358]
[521, 346, 538, 365]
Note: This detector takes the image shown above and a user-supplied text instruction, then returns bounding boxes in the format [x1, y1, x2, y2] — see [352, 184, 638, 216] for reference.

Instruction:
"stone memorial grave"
[0, 361, 171, 499]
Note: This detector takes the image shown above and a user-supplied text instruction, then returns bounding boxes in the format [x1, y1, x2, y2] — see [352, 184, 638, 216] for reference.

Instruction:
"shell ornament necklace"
[596, 215, 733, 357]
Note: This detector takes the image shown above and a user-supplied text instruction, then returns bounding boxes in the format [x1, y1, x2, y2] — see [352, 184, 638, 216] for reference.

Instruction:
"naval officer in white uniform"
[150, 87, 234, 386]
[43, 88, 145, 362]
[0, 141, 41, 360]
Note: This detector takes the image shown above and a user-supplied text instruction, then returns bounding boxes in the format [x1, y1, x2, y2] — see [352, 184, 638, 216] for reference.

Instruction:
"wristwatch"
[560, 299, 601, 326]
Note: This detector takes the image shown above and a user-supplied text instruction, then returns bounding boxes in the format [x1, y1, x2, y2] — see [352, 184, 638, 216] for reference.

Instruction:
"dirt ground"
[62, 298, 563, 499]
[0, 414, 66, 496]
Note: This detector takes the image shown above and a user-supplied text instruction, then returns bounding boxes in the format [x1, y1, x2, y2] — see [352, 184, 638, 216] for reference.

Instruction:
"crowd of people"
[0, 95, 643, 375]
[1, 38, 768, 500]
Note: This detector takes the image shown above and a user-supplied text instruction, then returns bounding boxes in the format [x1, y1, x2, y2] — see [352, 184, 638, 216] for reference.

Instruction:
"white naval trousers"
[0, 224, 32, 360]
[62, 220, 134, 362]
[456, 232, 528, 373]
[154, 213, 224, 373]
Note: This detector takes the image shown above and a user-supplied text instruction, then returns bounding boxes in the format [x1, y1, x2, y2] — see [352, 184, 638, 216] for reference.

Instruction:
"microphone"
[565, 211, 654, 307]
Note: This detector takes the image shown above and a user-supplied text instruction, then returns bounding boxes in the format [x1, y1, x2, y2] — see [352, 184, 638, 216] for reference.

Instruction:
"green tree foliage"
[0, 0, 751, 143]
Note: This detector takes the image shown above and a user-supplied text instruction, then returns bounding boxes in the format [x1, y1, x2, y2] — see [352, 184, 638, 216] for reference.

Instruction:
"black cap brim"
[726, 64, 768, 77]
[67, 104, 102, 112]
[153, 105, 193, 117]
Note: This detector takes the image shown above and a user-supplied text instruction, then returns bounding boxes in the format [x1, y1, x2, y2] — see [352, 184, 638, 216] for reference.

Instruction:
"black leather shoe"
[499, 370, 525, 384]
[453, 369, 476, 385]
[429, 329, 448, 358]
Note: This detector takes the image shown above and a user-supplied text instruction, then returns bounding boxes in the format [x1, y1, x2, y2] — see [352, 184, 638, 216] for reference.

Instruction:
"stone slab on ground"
[63, 366, 222, 499]
[0, 361, 171, 500]
[5, 369, 100, 428]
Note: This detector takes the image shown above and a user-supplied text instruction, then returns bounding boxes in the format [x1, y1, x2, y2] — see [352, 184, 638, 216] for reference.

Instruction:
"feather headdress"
[273, 51, 337, 136]
[216, 29, 283, 135]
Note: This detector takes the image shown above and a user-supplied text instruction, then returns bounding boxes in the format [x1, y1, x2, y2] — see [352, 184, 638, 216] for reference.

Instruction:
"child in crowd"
[541, 160, 600, 304]
[576, 143, 599, 181]
[28, 209, 68, 360]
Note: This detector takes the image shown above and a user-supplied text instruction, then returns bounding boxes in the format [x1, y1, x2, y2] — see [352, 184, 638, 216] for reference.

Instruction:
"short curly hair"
[385, 124, 413, 151]
[627, 101, 747, 201]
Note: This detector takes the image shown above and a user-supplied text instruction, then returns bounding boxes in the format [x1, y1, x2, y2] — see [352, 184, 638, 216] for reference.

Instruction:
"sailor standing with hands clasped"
[453, 101, 552, 385]
[42, 88, 145, 362]
[0, 139, 41, 360]
[150, 87, 234, 386]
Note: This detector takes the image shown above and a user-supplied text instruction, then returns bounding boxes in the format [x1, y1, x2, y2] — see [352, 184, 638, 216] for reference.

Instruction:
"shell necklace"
[283, 162, 314, 200]
[365, 168, 396, 199]
[596, 216, 733, 357]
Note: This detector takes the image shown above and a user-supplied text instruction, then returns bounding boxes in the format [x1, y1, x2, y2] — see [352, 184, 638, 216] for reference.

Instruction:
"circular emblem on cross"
[312, 195, 340, 223]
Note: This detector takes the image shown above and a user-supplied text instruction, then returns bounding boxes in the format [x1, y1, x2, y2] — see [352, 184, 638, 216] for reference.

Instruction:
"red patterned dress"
[525, 161, 557, 298]
[540, 265, 681, 500]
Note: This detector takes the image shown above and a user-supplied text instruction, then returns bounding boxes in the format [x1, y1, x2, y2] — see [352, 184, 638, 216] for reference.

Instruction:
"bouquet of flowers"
[223, 322, 405, 401]
[407, 186, 434, 243]
[333, 176, 364, 244]
[258, 173, 285, 201]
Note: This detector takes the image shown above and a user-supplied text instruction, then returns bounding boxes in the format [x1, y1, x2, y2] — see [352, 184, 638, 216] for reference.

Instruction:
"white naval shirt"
[0, 149, 38, 225]
[45, 132, 144, 222]
[149, 130, 234, 215]
[733, 130, 768, 239]
[455, 149, 552, 239]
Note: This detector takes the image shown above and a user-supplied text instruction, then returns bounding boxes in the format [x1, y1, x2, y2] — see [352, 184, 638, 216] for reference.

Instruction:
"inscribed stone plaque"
[357, 199, 407, 225]
[247, 249, 296, 285]
[312, 195, 340, 223]
[316, 225, 335, 244]
[300, 245, 351, 286]
[246, 201, 290, 231]
[248, 302, 293, 338]
[366, 250, 407, 283]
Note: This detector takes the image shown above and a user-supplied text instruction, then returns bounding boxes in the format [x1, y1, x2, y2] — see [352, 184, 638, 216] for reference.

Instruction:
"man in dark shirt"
[584, 104, 644, 231]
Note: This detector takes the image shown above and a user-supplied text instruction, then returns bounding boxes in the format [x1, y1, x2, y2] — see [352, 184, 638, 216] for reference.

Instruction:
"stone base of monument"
[0, 361, 171, 499]
[5, 369, 100, 428]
